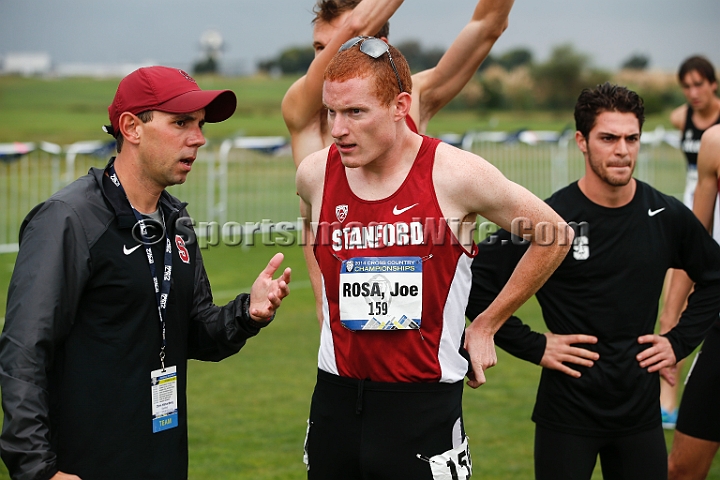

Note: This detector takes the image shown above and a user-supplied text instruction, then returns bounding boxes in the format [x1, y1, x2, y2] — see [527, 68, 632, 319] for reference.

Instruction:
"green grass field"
[0, 74, 676, 145]
[0, 241, 719, 479]
[0, 74, 718, 478]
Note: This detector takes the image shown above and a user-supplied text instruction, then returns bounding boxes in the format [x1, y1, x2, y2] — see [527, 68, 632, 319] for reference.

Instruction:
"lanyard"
[108, 164, 173, 370]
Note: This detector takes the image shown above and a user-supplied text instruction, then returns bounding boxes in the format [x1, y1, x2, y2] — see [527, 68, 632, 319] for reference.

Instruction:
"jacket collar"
[91, 157, 188, 230]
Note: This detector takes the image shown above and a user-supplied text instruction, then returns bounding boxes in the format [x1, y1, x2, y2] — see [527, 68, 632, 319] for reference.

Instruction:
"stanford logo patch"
[175, 235, 190, 264]
[178, 69, 197, 84]
[336, 204, 348, 222]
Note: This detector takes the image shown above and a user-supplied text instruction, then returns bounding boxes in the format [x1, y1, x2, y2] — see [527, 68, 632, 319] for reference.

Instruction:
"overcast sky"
[1, 0, 719, 73]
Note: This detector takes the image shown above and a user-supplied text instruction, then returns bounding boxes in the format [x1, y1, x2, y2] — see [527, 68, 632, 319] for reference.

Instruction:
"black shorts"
[534, 424, 667, 480]
[676, 322, 720, 442]
[305, 369, 470, 480]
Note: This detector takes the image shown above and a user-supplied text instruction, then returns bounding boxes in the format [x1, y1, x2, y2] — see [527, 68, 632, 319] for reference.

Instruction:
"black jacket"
[0, 159, 270, 480]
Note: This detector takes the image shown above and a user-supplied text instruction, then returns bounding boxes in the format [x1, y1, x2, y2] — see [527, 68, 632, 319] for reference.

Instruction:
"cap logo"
[178, 69, 196, 84]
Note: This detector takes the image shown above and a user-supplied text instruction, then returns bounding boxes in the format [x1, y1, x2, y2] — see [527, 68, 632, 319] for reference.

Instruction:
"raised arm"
[282, 0, 404, 167]
[411, 0, 514, 131]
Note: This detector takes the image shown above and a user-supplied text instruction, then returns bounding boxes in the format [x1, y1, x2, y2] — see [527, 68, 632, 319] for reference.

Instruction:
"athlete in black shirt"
[467, 83, 720, 480]
[665, 124, 720, 479]
[661, 55, 720, 427]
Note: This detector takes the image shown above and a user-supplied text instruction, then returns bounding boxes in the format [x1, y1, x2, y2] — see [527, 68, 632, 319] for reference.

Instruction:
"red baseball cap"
[105, 66, 237, 136]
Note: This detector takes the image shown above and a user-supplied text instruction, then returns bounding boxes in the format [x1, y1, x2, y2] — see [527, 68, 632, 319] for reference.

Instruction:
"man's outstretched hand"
[249, 253, 292, 322]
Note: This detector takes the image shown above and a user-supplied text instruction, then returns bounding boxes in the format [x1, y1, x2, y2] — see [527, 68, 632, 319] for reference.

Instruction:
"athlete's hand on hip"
[463, 321, 497, 389]
[659, 364, 678, 387]
[249, 253, 292, 322]
[540, 333, 599, 378]
[636, 334, 676, 373]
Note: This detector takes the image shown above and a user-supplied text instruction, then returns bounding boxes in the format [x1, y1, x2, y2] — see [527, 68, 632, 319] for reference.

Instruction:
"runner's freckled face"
[577, 110, 640, 188]
[135, 109, 206, 190]
[324, 76, 398, 169]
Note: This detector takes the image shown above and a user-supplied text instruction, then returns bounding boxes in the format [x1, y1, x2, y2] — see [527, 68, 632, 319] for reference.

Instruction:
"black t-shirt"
[466, 180, 720, 436]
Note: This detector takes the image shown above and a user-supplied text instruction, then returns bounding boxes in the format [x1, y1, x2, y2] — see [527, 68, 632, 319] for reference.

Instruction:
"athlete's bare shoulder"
[296, 146, 331, 204]
[433, 141, 500, 186]
[700, 124, 720, 169]
[432, 141, 511, 215]
[670, 104, 688, 130]
[431, 139, 556, 241]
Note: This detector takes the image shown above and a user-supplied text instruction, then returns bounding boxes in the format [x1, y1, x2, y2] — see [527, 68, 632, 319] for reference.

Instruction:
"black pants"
[534, 424, 667, 480]
[305, 369, 466, 480]
[677, 323, 720, 442]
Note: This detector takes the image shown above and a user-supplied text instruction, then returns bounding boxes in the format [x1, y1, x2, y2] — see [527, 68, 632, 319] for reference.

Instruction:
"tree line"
[255, 42, 682, 114]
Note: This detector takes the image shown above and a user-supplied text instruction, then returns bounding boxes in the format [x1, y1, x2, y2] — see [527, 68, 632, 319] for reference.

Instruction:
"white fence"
[0, 129, 687, 253]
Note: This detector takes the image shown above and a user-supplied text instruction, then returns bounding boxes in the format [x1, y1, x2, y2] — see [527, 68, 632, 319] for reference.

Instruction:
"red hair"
[324, 42, 412, 106]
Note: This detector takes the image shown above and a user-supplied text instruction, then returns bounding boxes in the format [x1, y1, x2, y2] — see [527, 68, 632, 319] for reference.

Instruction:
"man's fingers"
[466, 364, 486, 389]
[554, 362, 582, 378]
[564, 334, 598, 345]
[637, 346, 659, 365]
[646, 358, 673, 373]
[637, 334, 660, 345]
[561, 352, 595, 368]
[546, 333, 599, 360]
[281, 267, 292, 285]
[638, 350, 672, 371]
[548, 332, 598, 346]
[542, 354, 590, 375]
[636, 334, 675, 371]
[567, 347, 599, 361]
[262, 252, 285, 277]
[660, 367, 677, 387]
[636, 347, 654, 363]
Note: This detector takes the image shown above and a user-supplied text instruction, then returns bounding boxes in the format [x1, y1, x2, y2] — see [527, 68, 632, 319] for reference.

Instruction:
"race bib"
[421, 436, 473, 480]
[339, 256, 422, 330]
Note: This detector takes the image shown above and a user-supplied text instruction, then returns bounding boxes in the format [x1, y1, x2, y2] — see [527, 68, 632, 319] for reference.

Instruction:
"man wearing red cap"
[0, 66, 292, 480]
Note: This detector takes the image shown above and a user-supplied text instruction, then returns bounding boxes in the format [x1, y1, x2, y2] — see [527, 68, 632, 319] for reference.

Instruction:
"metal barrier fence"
[0, 133, 687, 253]
[465, 132, 686, 202]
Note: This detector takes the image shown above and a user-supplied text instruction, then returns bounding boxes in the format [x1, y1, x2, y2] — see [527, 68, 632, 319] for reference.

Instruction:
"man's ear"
[575, 131, 588, 154]
[394, 92, 412, 121]
[119, 112, 141, 146]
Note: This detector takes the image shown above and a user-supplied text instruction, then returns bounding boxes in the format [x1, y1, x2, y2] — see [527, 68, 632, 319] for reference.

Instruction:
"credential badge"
[336, 204, 348, 222]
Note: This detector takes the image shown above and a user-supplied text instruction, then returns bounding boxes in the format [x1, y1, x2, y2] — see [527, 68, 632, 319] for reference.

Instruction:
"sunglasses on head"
[339, 36, 404, 94]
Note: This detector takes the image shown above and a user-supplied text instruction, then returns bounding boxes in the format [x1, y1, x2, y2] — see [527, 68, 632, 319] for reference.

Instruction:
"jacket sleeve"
[186, 241, 271, 362]
[664, 205, 720, 360]
[466, 229, 546, 364]
[0, 200, 91, 480]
